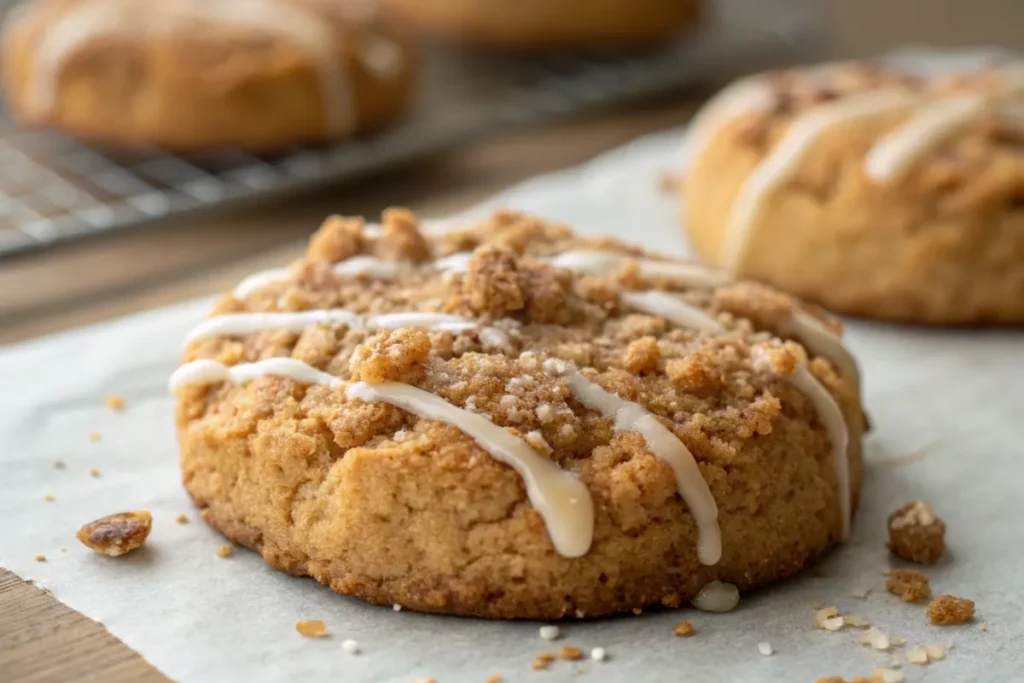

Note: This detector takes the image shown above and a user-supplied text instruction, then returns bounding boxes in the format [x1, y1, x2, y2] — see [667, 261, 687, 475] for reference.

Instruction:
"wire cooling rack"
[0, 10, 815, 258]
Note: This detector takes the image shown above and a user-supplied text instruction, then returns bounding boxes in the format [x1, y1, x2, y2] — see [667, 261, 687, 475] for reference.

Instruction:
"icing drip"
[233, 267, 289, 299]
[721, 91, 918, 271]
[233, 255, 401, 298]
[433, 252, 474, 274]
[751, 347, 851, 540]
[865, 94, 987, 182]
[681, 77, 776, 170]
[783, 311, 861, 397]
[29, 0, 355, 135]
[620, 290, 722, 332]
[543, 358, 721, 565]
[547, 250, 732, 289]
[185, 310, 507, 346]
[345, 381, 595, 558]
[169, 357, 341, 392]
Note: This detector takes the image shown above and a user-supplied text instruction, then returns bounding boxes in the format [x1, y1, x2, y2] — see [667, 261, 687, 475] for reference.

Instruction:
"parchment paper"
[3, 63, 1023, 683]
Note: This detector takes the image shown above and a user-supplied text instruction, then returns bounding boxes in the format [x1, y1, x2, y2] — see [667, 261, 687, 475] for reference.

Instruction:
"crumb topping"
[927, 595, 974, 625]
[673, 620, 696, 637]
[886, 569, 931, 602]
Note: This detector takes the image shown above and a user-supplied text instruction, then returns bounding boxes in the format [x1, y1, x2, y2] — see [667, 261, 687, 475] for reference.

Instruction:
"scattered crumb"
[874, 669, 905, 683]
[34, 553, 46, 562]
[532, 653, 555, 670]
[815, 606, 839, 628]
[105, 394, 126, 411]
[925, 645, 948, 661]
[844, 614, 870, 628]
[539, 625, 560, 641]
[979, 623, 988, 632]
[393, 604, 402, 611]
[673, 620, 696, 637]
[76, 510, 152, 556]
[887, 501, 946, 564]
[906, 646, 929, 665]
[295, 620, 327, 638]
[341, 639, 360, 654]
[928, 595, 975, 625]
[822, 617, 845, 631]
[860, 627, 891, 651]
[886, 569, 932, 602]
[175, 514, 189, 524]
[89, 467, 101, 478]
[850, 589, 871, 599]
[60, 547, 67, 553]
[42, 494, 55, 502]
[557, 645, 583, 661]
[631, 607, 642, 616]
[412, 679, 436, 683]
[890, 637, 906, 646]
[757, 641, 773, 656]
[88, 431, 101, 442]
[591, 647, 607, 662]
[486, 675, 503, 683]
[53, 460, 65, 470]
[216, 544, 234, 558]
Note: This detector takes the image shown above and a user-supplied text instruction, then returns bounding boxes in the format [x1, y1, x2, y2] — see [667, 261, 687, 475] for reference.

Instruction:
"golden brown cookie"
[381, 0, 700, 49]
[171, 208, 865, 619]
[2, 0, 416, 152]
[681, 61, 1024, 326]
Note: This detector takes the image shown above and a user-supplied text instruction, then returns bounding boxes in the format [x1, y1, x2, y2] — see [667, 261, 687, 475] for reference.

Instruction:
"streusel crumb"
[217, 544, 234, 558]
[887, 501, 945, 564]
[76, 511, 152, 556]
[623, 337, 660, 374]
[927, 595, 974, 625]
[350, 328, 431, 385]
[557, 645, 583, 661]
[380, 207, 430, 262]
[307, 215, 363, 263]
[34, 553, 46, 561]
[175, 514, 189, 524]
[673, 620, 696, 637]
[485, 675, 503, 683]
[105, 394, 126, 411]
[532, 653, 555, 670]
[886, 569, 931, 602]
[295, 620, 327, 637]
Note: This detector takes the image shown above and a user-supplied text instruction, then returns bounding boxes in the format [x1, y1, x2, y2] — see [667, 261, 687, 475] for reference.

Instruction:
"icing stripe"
[865, 94, 987, 182]
[29, 0, 355, 135]
[346, 381, 595, 558]
[681, 77, 776, 171]
[784, 311, 861, 397]
[721, 91, 918, 271]
[169, 358, 340, 392]
[186, 310, 507, 345]
[543, 359, 721, 565]
[620, 290, 722, 332]
[547, 250, 732, 289]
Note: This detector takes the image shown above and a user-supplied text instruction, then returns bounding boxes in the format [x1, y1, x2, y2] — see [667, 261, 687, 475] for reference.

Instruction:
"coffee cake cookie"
[171, 209, 865, 619]
[2, 0, 416, 151]
[681, 60, 1024, 325]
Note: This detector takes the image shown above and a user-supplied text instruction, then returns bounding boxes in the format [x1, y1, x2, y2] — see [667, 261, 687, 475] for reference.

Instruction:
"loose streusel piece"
[34, 553, 46, 562]
[557, 645, 583, 661]
[887, 501, 945, 564]
[216, 544, 234, 558]
[175, 514, 189, 524]
[42, 494, 55, 502]
[88, 431, 101, 442]
[105, 394, 126, 411]
[886, 569, 931, 602]
[532, 653, 555, 670]
[486, 675, 503, 683]
[927, 595, 974, 625]
[295, 620, 327, 637]
[673, 620, 696, 637]
[76, 511, 152, 556]
[89, 467, 101, 478]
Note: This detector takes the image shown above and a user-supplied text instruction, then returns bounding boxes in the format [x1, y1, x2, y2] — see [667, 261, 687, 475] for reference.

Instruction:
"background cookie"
[681, 61, 1024, 326]
[2, 0, 417, 152]
[380, 0, 700, 49]
[172, 209, 864, 619]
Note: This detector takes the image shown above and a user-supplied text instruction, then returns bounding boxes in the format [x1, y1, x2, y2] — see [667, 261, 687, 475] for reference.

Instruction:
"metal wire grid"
[0, 16, 812, 259]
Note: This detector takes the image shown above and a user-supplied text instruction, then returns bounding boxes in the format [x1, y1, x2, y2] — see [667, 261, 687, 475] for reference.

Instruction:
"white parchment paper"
[3, 88, 1023, 682]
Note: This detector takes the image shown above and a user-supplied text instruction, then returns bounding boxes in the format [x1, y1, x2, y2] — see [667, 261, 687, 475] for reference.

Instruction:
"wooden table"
[0, 99, 701, 683]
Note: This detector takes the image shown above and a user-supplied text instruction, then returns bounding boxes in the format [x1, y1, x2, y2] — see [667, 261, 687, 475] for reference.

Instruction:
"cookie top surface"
[173, 209, 862, 565]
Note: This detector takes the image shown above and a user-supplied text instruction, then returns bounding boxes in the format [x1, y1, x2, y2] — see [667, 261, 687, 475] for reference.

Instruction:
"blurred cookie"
[2, 0, 416, 151]
[172, 209, 864, 619]
[681, 60, 1024, 325]
[381, 0, 700, 49]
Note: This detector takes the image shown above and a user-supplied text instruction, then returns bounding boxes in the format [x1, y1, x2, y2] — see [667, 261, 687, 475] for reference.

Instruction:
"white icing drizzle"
[233, 256, 401, 298]
[783, 311, 861, 397]
[433, 252, 474, 274]
[681, 77, 776, 170]
[542, 358, 721, 565]
[169, 358, 341, 392]
[345, 381, 595, 557]
[547, 250, 732, 289]
[751, 346, 851, 540]
[865, 94, 988, 182]
[233, 267, 290, 299]
[620, 290, 722, 333]
[185, 310, 507, 345]
[721, 90, 918, 271]
[28, 0, 355, 135]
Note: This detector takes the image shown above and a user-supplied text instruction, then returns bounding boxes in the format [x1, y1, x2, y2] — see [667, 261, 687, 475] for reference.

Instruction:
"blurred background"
[0, 0, 1023, 347]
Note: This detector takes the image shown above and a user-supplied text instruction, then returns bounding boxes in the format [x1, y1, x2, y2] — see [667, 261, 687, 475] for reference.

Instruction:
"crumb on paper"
[89, 467, 101, 478]
[888, 501, 945, 564]
[216, 544, 234, 558]
[591, 647, 607, 662]
[906, 646, 929, 665]
[979, 623, 988, 632]
[557, 645, 583, 661]
[88, 431, 101, 442]
[860, 627, 890, 651]
[295, 620, 327, 638]
[925, 644, 949, 661]
[757, 642, 773, 656]
[886, 569, 931, 602]
[53, 460, 65, 470]
[631, 607, 643, 616]
[927, 595, 974, 625]
[673, 620, 696, 637]
[486, 675, 503, 683]
[175, 514, 189, 524]
[34, 553, 45, 562]
[60, 547, 67, 553]
[539, 625, 559, 641]
[815, 606, 839, 628]
[412, 679, 436, 683]
[105, 394, 126, 411]
[342, 639, 360, 654]
[76, 510, 152, 556]
[43, 494, 55, 502]
[873, 669, 905, 683]
[532, 653, 555, 670]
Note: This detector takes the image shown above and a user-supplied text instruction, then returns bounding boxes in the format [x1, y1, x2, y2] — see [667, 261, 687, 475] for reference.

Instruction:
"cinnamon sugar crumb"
[673, 620, 696, 637]
[105, 394, 126, 411]
[43, 494, 55, 502]
[532, 653, 555, 670]
[175, 514, 189, 524]
[34, 553, 46, 561]
[88, 432, 101, 442]
[927, 595, 974, 625]
[623, 336, 660, 374]
[887, 501, 945, 564]
[307, 215, 363, 263]
[886, 569, 931, 602]
[486, 675, 503, 683]
[76, 511, 152, 556]
[89, 468, 101, 478]
[216, 544, 234, 558]
[557, 645, 583, 661]
[295, 620, 327, 637]
[350, 328, 431, 385]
